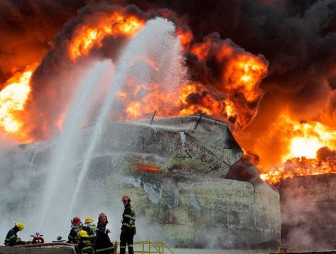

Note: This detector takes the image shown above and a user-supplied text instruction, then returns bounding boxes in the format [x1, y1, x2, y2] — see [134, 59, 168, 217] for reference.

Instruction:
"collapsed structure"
[1, 116, 280, 251]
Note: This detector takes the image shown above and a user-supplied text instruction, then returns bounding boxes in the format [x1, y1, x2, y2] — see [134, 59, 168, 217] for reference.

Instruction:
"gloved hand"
[106, 229, 111, 234]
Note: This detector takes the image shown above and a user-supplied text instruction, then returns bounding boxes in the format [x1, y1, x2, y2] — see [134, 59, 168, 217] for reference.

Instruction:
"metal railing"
[115, 240, 174, 254]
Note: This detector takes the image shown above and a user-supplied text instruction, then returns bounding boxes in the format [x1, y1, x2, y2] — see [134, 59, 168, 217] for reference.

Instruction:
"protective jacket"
[4, 226, 25, 246]
[121, 203, 136, 233]
[95, 222, 114, 253]
[83, 222, 97, 243]
[68, 225, 82, 244]
[78, 236, 93, 254]
[120, 203, 136, 254]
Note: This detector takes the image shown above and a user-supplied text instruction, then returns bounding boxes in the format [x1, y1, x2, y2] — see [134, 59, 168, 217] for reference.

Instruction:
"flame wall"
[1, 0, 336, 181]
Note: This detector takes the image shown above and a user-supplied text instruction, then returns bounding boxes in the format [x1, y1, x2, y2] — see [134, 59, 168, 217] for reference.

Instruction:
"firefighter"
[68, 216, 83, 244]
[120, 194, 136, 254]
[78, 230, 93, 254]
[83, 216, 97, 244]
[4, 222, 26, 246]
[95, 212, 114, 254]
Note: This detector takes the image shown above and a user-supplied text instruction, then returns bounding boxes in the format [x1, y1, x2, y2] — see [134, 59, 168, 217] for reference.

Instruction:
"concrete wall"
[117, 175, 280, 249]
[276, 174, 336, 250]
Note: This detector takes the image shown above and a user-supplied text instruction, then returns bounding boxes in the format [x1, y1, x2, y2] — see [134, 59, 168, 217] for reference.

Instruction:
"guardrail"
[116, 240, 174, 254]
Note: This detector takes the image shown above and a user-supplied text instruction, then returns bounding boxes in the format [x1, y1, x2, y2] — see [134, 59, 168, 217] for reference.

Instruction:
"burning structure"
[1, 1, 336, 179]
[1, 0, 336, 252]
[1, 116, 280, 249]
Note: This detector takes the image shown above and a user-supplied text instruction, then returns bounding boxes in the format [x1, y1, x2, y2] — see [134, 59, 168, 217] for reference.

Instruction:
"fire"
[0, 64, 37, 140]
[2, 6, 334, 187]
[260, 157, 336, 185]
[136, 163, 161, 173]
[260, 116, 336, 184]
[220, 52, 267, 103]
[289, 137, 324, 158]
[121, 38, 268, 130]
[69, 13, 144, 60]
[1, 8, 269, 171]
[122, 82, 239, 122]
[176, 28, 193, 48]
[284, 121, 336, 160]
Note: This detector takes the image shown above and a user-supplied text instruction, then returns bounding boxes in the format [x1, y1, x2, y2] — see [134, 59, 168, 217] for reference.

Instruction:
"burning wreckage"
[1, 116, 280, 252]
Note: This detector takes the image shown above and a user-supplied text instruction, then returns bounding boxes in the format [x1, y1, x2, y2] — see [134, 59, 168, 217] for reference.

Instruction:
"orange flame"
[260, 115, 336, 184]
[176, 27, 193, 48]
[190, 38, 267, 103]
[1, 10, 268, 161]
[69, 13, 144, 60]
[136, 163, 161, 173]
[260, 158, 336, 185]
[121, 39, 268, 131]
[1, 6, 335, 187]
[0, 64, 37, 141]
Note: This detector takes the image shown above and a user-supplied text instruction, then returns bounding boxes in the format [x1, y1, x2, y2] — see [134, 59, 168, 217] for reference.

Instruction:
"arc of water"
[38, 61, 112, 232]
[63, 18, 184, 232]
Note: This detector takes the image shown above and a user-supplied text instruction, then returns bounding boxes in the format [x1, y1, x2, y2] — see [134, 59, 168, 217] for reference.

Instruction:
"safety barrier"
[116, 240, 174, 254]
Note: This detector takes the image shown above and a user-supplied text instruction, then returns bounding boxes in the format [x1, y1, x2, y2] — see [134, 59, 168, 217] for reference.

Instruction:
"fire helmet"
[71, 216, 81, 226]
[98, 212, 106, 219]
[85, 216, 93, 223]
[122, 194, 130, 202]
[98, 212, 108, 223]
[79, 230, 88, 238]
[15, 223, 24, 231]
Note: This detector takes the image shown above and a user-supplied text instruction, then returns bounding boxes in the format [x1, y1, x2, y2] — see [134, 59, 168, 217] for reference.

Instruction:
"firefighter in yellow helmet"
[120, 194, 136, 254]
[4, 223, 26, 246]
[83, 216, 97, 243]
[78, 230, 93, 254]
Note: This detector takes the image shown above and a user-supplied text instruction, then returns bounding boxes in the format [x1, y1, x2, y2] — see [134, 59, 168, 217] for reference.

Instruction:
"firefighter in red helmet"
[120, 194, 136, 254]
[95, 212, 114, 254]
[67, 216, 82, 244]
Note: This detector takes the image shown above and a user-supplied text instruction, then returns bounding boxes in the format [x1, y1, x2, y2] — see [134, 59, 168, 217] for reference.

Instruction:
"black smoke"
[1, 0, 336, 166]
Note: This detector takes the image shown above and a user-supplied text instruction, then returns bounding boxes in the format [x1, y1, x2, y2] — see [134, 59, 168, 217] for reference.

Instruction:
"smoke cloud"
[0, 0, 87, 85]
[1, 0, 336, 167]
[277, 174, 336, 250]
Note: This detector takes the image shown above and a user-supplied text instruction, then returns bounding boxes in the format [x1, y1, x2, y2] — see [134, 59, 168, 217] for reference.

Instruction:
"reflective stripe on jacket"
[4, 228, 23, 246]
[95, 222, 114, 252]
[121, 203, 136, 230]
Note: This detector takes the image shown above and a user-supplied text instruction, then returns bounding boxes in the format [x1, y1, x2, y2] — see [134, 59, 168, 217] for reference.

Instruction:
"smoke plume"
[1, 0, 336, 167]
